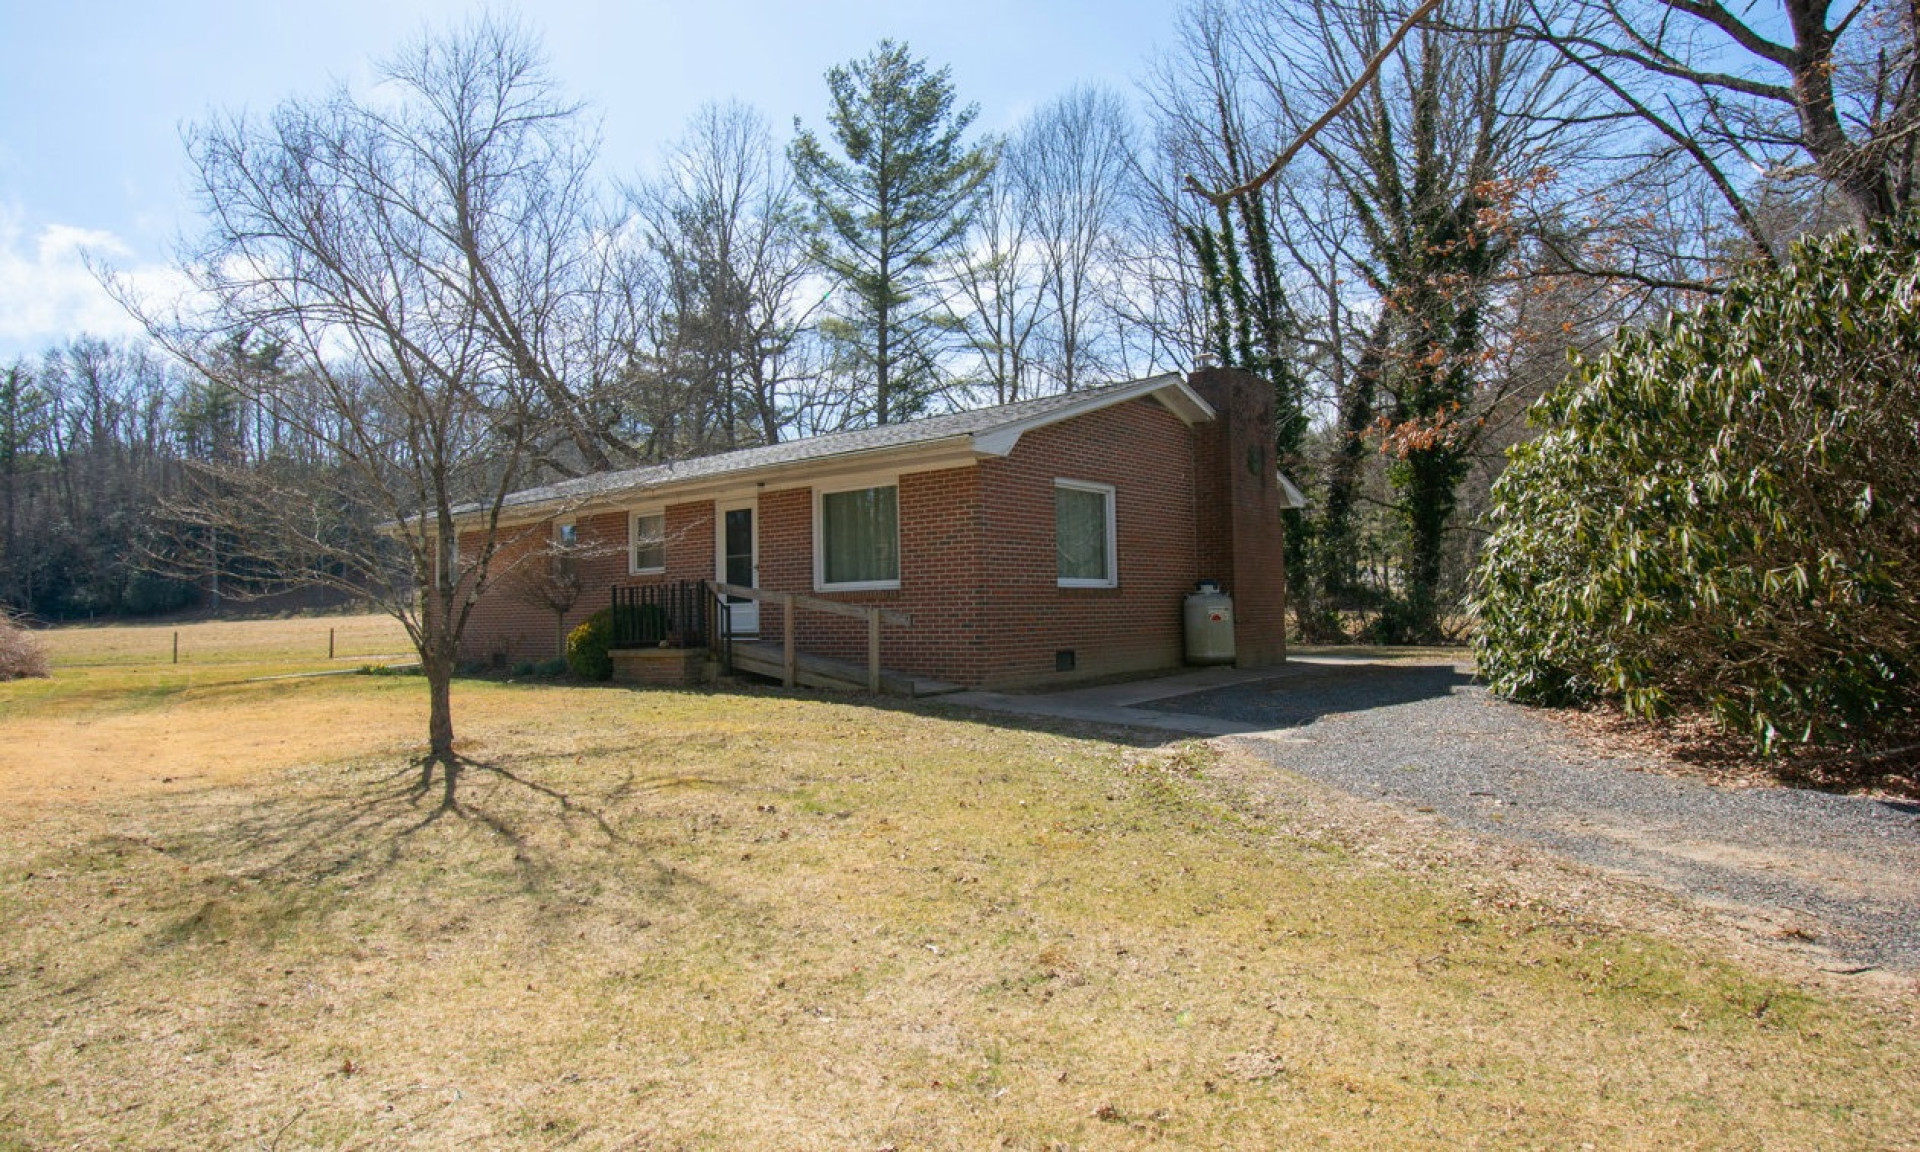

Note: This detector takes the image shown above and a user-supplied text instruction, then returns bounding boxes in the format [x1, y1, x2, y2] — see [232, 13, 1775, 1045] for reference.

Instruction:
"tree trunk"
[427, 652, 456, 762]
[2, 367, 17, 571]
[1402, 445, 1457, 641]
[1321, 317, 1390, 604]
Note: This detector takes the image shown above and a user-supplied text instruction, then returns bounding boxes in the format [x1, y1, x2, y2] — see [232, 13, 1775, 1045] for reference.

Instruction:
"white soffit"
[1277, 471, 1310, 510]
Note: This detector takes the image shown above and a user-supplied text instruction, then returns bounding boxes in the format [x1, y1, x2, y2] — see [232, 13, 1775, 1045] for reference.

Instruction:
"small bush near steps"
[565, 609, 615, 681]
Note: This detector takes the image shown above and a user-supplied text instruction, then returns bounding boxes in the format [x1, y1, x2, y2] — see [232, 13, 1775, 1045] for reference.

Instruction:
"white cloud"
[0, 207, 187, 359]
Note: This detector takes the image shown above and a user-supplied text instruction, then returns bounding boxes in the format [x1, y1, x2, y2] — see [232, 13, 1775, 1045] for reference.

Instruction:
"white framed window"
[814, 481, 900, 590]
[554, 519, 579, 549]
[1055, 479, 1117, 588]
[629, 509, 666, 574]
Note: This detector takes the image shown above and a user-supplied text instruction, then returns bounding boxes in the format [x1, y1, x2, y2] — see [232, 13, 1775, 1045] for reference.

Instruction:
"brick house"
[456, 367, 1298, 690]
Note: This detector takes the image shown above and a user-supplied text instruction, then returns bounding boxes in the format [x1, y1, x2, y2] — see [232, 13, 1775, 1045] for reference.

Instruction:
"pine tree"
[790, 41, 993, 424]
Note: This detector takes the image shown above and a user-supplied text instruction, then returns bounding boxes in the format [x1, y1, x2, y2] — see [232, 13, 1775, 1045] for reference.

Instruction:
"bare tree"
[945, 138, 1051, 404]
[1526, 0, 1919, 235]
[3, 338, 190, 617]
[1107, 127, 1218, 376]
[631, 102, 819, 455]
[113, 16, 618, 777]
[1011, 87, 1139, 392]
[494, 524, 626, 660]
[1151, 0, 1618, 640]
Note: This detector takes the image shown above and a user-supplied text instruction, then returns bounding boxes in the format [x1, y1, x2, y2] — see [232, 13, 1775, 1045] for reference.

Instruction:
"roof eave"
[462, 434, 984, 529]
[971, 373, 1213, 458]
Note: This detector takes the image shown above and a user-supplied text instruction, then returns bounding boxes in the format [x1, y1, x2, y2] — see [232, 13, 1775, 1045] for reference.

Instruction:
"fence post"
[172, 631, 179, 665]
[329, 627, 335, 660]
[780, 593, 797, 688]
[867, 606, 882, 693]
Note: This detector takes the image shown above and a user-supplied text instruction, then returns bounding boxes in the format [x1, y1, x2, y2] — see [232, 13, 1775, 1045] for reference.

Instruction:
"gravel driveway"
[1146, 658, 1920, 974]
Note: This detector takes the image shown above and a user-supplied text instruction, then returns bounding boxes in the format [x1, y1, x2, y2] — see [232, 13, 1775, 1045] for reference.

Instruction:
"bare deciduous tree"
[631, 102, 820, 455]
[114, 16, 621, 778]
[1153, 0, 1615, 640]
[1012, 86, 1139, 392]
[945, 138, 1050, 404]
[1527, 0, 1919, 235]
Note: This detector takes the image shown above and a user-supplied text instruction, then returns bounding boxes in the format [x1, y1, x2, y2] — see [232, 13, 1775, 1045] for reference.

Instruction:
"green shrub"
[511, 660, 536, 678]
[1473, 218, 1920, 753]
[566, 609, 615, 681]
[534, 657, 570, 677]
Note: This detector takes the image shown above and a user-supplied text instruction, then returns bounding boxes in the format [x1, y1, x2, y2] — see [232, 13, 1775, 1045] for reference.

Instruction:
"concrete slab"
[943, 660, 1336, 737]
[941, 689, 1265, 737]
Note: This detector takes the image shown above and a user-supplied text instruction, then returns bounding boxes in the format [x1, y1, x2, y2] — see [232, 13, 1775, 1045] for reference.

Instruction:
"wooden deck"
[726, 638, 964, 698]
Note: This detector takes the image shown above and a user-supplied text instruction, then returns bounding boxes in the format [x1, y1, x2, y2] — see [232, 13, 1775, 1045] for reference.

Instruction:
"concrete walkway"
[942, 662, 1316, 737]
[945, 655, 1386, 736]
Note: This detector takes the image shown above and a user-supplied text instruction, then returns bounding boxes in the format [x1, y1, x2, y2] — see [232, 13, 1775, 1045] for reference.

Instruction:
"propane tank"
[1183, 579, 1236, 665]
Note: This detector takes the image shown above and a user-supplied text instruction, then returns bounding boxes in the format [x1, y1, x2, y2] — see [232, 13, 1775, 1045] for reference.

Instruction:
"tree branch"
[1660, 0, 1797, 69]
[1185, 0, 1448, 206]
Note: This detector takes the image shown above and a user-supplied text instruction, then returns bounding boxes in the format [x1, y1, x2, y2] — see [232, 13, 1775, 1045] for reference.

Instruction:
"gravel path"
[1147, 659, 1920, 973]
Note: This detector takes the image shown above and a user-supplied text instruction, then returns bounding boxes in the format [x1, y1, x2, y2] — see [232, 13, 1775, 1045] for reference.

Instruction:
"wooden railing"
[709, 581, 911, 692]
[611, 580, 711, 648]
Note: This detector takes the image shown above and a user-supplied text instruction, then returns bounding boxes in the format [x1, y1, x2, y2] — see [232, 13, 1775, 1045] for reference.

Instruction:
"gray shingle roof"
[494, 373, 1189, 515]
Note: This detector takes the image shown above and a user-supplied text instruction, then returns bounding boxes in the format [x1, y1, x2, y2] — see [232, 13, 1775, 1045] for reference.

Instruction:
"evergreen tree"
[790, 41, 994, 424]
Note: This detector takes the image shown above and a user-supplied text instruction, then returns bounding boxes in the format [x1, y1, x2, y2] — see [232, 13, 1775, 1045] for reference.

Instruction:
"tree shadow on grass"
[21, 748, 708, 1005]
[403, 751, 626, 846]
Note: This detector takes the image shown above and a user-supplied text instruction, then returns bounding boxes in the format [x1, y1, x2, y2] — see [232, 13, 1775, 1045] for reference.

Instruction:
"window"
[629, 510, 666, 574]
[549, 520, 580, 582]
[1055, 480, 1116, 587]
[816, 483, 899, 589]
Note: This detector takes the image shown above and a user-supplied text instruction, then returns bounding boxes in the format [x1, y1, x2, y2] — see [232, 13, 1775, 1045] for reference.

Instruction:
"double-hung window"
[816, 483, 900, 590]
[1055, 479, 1117, 588]
[629, 510, 666, 574]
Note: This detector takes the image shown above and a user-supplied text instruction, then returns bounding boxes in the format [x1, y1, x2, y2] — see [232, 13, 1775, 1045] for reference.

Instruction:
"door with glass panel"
[716, 500, 758, 635]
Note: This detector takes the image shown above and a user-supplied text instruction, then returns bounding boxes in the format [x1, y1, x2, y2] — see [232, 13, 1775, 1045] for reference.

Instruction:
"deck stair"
[726, 638, 963, 697]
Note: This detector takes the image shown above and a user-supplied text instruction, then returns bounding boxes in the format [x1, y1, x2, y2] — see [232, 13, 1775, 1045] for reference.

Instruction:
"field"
[1, 616, 1915, 1148]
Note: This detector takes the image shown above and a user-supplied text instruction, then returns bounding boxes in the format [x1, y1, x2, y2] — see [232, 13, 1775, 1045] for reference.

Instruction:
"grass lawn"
[0, 616, 1914, 1148]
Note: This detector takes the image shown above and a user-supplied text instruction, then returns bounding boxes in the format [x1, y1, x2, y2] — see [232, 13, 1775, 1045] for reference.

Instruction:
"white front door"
[716, 499, 759, 635]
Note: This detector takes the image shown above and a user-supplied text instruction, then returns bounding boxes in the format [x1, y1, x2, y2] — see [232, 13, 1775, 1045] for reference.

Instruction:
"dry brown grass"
[0, 612, 49, 682]
[0, 619, 1915, 1148]
[1545, 703, 1920, 801]
[0, 614, 416, 809]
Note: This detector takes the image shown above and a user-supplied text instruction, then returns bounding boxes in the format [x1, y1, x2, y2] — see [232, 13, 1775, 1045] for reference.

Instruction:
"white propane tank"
[1184, 579, 1236, 665]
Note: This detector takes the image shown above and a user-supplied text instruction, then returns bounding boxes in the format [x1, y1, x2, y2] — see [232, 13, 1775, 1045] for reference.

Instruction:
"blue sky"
[0, 0, 1181, 360]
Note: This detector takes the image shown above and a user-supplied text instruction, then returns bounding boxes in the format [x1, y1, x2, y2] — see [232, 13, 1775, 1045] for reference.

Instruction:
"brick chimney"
[1187, 367, 1288, 667]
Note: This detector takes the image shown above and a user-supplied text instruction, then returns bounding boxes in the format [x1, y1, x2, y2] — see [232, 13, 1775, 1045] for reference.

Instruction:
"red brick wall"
[454, 521, 551, 666]
[458, 500, 714, 665]
[974, 396, 1201, 687]
[734, 399, 1205, 690]
[746, 468, 991, 686]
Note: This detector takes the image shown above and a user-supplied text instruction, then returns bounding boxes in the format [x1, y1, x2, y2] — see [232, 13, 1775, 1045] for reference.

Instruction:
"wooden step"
[726, 639, 963, 698]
